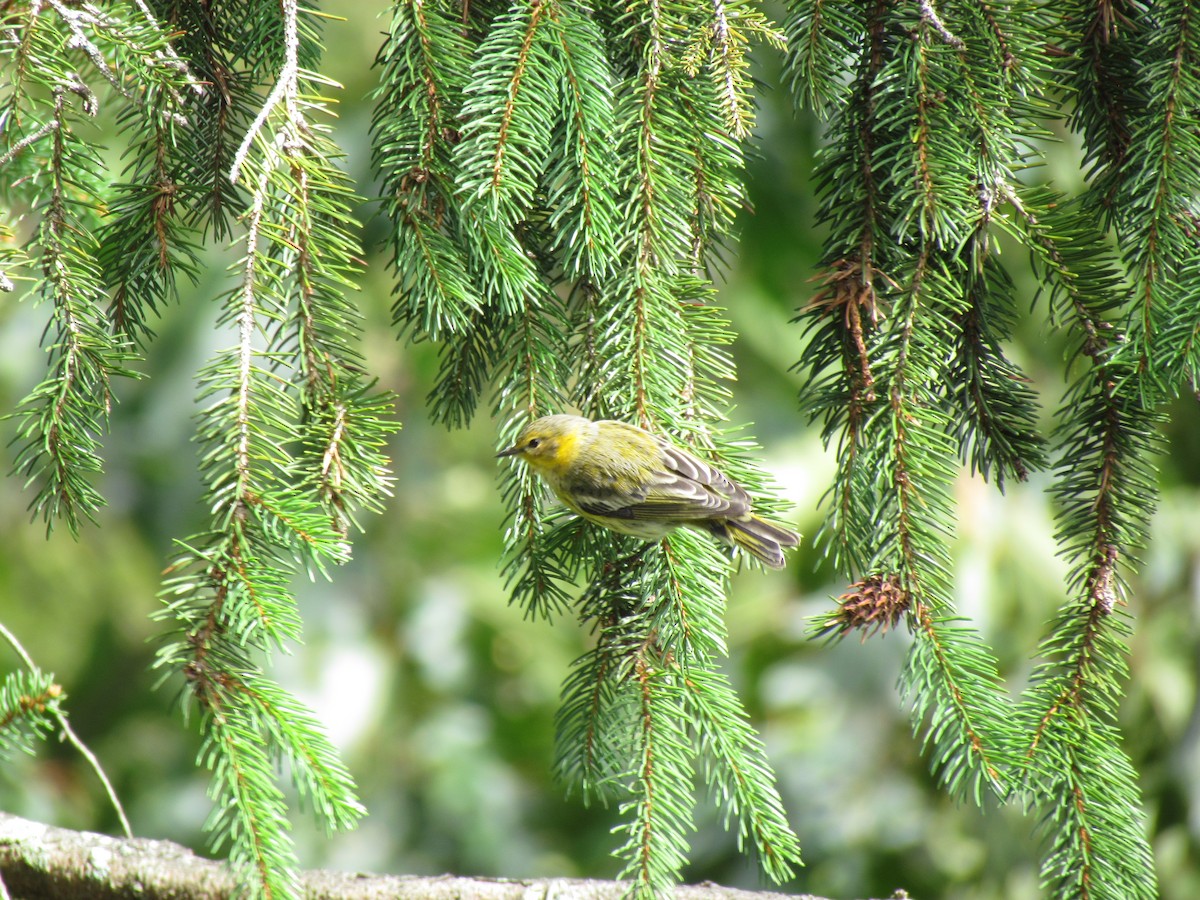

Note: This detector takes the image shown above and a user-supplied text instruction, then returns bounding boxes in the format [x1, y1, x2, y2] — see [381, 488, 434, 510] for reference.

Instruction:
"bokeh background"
[3, 6, 1200, 899]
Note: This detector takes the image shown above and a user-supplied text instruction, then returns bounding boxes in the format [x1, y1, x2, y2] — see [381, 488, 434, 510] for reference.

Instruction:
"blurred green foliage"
[2, 5, 1199, 900]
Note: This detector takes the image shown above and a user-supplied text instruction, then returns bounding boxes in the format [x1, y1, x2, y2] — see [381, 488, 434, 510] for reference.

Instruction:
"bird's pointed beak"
[496, 445, 521, 458]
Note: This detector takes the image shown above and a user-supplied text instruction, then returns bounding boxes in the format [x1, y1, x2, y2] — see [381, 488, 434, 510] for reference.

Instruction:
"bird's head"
[496, 414, 589, 476]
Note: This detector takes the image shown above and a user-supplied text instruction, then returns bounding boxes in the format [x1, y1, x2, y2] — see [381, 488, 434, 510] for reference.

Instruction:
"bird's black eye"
[527, 438, 541, 449]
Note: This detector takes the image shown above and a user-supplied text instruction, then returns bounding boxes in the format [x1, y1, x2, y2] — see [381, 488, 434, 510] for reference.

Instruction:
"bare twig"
[919, 0, 965, 49]
[0, 623, 132, 838]
[0, 118, 59, 167]
[229, 0, 302, 183]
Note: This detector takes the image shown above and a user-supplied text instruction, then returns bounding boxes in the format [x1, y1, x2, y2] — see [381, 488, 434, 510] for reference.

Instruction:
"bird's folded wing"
[573, 450, 750, 522]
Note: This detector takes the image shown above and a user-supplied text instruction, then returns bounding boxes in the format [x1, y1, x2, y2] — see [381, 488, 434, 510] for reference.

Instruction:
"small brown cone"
[820, 573, 910, 641]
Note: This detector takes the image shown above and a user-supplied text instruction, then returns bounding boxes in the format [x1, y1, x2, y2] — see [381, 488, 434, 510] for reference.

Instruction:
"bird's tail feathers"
[720, 516, 799, 569]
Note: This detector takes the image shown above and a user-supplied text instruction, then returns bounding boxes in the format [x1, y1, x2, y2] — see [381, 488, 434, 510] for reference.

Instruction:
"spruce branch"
[4, 0, 204, 521]
[947, 235, 1044, 488]
[881, 262, 1013, 804]
[693, 0, 784, 140]
[382, 2, 803, 893]
[902, 606, 1011, 803]
[676, 76, 746, 273]
[683, 668, 801, 883]
[95, 0, 206, 343]
[145, 4, 393, 896]
[791, 0, 891, 574]
[791, 0, 1042, 813]
[613, 653, 697, 897]
[8, 78, 136, 533]
[229, 0, 305, 187]
[0, 670, 60, 765]
[142, 4, 261, 241]
[453, 0, 563, 216]
[547, 2, 621, 281]
[1017, 599, 1156, 899]
[198, 692, 301, 899]
[916, 0, 963, 50]
[554, 542, 652, 801]
[781, 0, 866, 117]
[1106, 0, 1200, 386]
[371, 0, 483, 341]
[1001, 183, 1161, 899]
[1060, 0, 1138, 218]
[43, 0, 131, 100]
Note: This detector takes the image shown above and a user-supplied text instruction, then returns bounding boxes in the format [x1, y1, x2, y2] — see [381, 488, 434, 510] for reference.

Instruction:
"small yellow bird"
[497, 414, 798, 568]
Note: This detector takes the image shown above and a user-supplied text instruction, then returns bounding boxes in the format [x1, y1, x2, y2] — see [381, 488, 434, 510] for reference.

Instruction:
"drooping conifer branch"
[377, 2, 802, 896]
[127, 4, 395, 896]
[787, 0, 1168, 886]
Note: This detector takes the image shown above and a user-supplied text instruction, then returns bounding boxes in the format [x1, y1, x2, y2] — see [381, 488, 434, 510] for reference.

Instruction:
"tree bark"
[0, 812, 895, 900]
